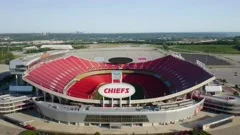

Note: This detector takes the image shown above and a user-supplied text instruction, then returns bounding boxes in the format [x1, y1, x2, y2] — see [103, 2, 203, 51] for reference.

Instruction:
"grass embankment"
[19, 130, 38, 135]
[72, 45, 89, 49]
[93, 91, 103, 100]
[170, 45, 240, 54]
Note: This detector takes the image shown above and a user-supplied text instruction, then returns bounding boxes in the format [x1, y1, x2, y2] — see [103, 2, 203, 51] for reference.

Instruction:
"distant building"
[23, 46, 38, 51]
[32, 40, 65, 45]
[1, 36, 11, 41]
[40, 45, 73, 50]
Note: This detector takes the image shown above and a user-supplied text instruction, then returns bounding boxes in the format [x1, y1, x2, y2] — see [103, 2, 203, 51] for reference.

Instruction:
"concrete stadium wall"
[35, 99, 205, 124]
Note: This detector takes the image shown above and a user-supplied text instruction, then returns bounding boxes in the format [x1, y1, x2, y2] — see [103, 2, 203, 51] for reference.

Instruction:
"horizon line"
[1, 31, 240, 34]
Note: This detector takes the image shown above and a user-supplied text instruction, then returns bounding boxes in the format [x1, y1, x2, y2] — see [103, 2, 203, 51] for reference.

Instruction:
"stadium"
[4, 47, 218, 128]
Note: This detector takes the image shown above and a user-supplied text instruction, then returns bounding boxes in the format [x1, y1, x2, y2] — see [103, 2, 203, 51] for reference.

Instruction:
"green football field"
[130, 83, 145, 99]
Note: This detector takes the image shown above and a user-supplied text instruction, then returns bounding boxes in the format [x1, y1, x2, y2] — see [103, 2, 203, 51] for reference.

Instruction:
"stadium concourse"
[7, 46, 240, 134]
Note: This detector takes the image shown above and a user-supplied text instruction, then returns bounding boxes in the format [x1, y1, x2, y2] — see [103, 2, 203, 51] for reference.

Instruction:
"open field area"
[170, 45, 240, 54]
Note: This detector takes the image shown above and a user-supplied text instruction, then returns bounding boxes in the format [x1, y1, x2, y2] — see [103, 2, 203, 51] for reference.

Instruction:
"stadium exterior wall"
[34, 99, 205, 126]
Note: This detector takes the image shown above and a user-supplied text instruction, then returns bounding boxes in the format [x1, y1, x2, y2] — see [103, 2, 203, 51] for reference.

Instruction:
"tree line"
[0, 47, 15, 64]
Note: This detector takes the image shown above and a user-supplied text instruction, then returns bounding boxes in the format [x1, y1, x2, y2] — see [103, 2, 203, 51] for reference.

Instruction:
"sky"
[0, 0, 240, 33]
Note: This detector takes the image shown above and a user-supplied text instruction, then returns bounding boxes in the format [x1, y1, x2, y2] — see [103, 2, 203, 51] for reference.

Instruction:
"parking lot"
[181, 53, 230, 65]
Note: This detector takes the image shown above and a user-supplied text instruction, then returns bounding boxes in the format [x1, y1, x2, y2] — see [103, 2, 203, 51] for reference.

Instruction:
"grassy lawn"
[131, 83, 145, 100]
[19, 130, 38, 135]
[93, 91, 103, 100]
[170, 45, 240, 54]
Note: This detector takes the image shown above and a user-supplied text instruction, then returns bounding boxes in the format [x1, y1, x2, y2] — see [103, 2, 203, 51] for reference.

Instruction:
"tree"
[233, 91, 239, 96]
[222, 79, 227, 83]
[233, 36, 240, 51]
[0, 47, 15, 64]
[94, 132, 101, 135]
[233, 36, 240, 45]
[163, 45, 169, 51]
[4, 52, 15, 64]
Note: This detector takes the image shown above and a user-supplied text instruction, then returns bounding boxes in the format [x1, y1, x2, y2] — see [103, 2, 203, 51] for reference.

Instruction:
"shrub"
[19, 130, 38, 135]
[233, 91, 239, 96]
[222, 79, 227, 83]
[94, 132, 101, 135]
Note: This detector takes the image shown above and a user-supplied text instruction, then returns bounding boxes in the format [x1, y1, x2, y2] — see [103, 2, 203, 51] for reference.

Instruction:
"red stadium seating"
[24, 55, 213, 99]
[67, 74, 169, 99]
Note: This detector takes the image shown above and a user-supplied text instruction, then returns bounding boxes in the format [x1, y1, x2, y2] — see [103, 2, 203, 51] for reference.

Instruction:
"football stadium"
[5, 47, 218, 129]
